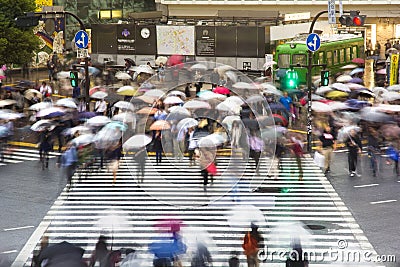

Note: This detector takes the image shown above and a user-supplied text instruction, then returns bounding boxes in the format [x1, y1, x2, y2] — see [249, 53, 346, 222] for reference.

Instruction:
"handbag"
[313, 151, 325, 168]
[206, 162, 218, 175]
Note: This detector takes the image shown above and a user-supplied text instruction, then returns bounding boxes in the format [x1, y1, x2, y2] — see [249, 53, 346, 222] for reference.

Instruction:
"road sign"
[390, 54, 399, 85]
[77, 48, 89, 59]
[74, 30, 89, 49]
[328, 0, 336, 24]
[306, 33, 321, 52]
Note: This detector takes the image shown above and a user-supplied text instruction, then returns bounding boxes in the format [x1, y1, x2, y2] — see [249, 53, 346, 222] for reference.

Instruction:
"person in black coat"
[153, 130, 163, 165]
[134, 147, 147, 182]
[345, 129, 362, 177]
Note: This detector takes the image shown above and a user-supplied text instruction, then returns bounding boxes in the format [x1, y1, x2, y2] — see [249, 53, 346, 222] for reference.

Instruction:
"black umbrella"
[241, 118, 260, 130]
[38, 241, 85, 267]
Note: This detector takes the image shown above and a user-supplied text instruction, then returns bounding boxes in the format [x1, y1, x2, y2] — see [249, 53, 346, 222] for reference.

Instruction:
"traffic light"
[321, 70, 329, 86]
[339, 11, 366, 27]
[70, 71, 79, 87]
[15, 14, 41, 28]
[284, 69, 298, 89]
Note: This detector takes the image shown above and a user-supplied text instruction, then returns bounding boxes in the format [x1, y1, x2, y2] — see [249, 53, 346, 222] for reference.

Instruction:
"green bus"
[274, 34, 365, 89]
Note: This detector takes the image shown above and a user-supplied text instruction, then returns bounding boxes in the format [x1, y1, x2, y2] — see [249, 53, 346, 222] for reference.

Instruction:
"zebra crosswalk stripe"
[0, 147, 60, 166]
[13, 155, 381, 267]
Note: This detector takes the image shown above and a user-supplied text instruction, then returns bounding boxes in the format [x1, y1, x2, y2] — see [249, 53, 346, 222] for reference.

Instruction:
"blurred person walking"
[90, 235, 110, 267]
[345, 129, 362, 177]
[107, 140, 123, 184]
[318, 125, 336, 174]
[187, 127, 197, 166]
[290, 135, 304, 181]
[242, 223, 264, 267]
[39, 130, 53, 170]
[153, 130, 163, 165]
[249, 130, 263, 174]
[191, 243, 212, 267]
[367, 129, 381, 177]
[134, 147, 147, 182]
[60, 142, 78, 190]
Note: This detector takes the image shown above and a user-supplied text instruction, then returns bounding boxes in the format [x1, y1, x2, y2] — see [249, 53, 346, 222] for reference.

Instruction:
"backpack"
[242, 232, 258, 256]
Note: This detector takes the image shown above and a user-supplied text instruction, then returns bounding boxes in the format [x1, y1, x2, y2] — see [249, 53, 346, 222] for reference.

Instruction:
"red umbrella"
[167, 54, 184, 67]
[213, 86, 230, 95]
[155, 218, 184, 233]
[351, 58, 365, 64]
[272, 114, 288, 127]
[89, 86, 106, 96]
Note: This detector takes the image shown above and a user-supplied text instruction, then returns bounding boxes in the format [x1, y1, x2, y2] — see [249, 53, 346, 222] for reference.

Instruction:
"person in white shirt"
[39, 81, 52, 98]
[94, 99, 107, 115]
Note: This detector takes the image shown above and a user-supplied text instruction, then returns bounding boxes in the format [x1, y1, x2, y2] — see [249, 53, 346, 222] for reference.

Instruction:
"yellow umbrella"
[325, 90, 349, 99]
[116, 85, 137, 96]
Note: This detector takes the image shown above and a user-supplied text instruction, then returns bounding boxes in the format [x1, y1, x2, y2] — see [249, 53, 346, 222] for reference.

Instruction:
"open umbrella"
[346, 82, 365, 90]
[168, 106, 190, 116]
[315, 86, 333, 95]
[272, 114, 288, 126]
[349, 68, 365, 76]
[38, 241, 85, 266]
[71, 133, 94, 146]
[117, 85, 137, 96]
[216, 101, 241, 114]
[201, 133, 227, 146]
[130, 64, 155, 74]
[115, 71, 132, 80]
[213, 86, 230, 95]
[233, 82, 258, 90]
[167, 54, 184, 67]
[78, 111, 96, 120]
[56, 98, 77, 109]
[198, 90, 226, 101]
[135, 95, 156, 104]
[36, 107, 65, 118]
[331, 83, 350, 92]
[163, 96, 184, 105]
[310, 101, 332, 112]
[29, 102, 52, 111]
[0, 110, 24, 120]
[136, 107, 158, 115]
[123, 134, 152, 150]
[246, 95, 265, 104]
[376, 104, 400, 112]
[326, 101, 350, 111]
[167, 90, 186, 100]
[336, 74, 353, 83]
[90, 91, 108, 99]
[261, 83, 282, 96]
[94, 127, 123, 148]
[225, 96, 245, 106]
[351, 58, 365, 64]
[226, 204, 267, 230]
[0, 99, 16, 108]
[86, 115, 112, 127]
[225, 70, 238, 83]
[150, 120, 171, 131]
[114, 101, 135, 111]
[24, 89, 42, 100]
[144, 89, 165, 98]
[177, 118, 198, 130]
[30, 119, 55, 132]
[89, 86, 106, 96]
[340, 64, 358, 69]
[376, 68, 386, 75]
[183, 100, 211, 110]
[337, 125, 361, 141]
[269, 221, 315, 250]
[105, 121, 128, 131]
[325, 90, 349, 99]
[221, 115, 241, 131]
[112, 112, 135, 123]
[381, 92, 400, 101]
[387, 84, 400, 91]
[360, 107, 393, 123]
[155, 56, 168, 66]
[63, 125, 91, 136]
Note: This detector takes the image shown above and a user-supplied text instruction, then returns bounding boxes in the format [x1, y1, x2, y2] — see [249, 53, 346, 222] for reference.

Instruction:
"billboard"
[196, 26, 215, 56]
[117, 24, 135, 54]
[156, 25, 195, 55]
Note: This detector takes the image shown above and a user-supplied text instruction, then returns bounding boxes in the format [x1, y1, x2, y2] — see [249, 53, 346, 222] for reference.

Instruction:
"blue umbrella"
[78, 112, 96, 120]
[149, 235, 187, 260]
[0, 126, 9, 137]
[349, 77, 363, 84]
[44, 111, 65, 118]
[105, 121, 128, 131]
[349, 67, 364, 76]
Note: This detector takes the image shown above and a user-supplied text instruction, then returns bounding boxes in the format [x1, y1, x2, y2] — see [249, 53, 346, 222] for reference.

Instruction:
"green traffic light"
[284, 70, 298, 89]
[70, 71, 78, 87]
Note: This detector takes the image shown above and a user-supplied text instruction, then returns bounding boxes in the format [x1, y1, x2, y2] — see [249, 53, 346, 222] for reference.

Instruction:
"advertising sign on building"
[117, 25, 135, 54]
[196, 26, 215, 56]
[156, 26, 195, 55]
[35, 0, 52, 11]
[390, 54, 399, 85]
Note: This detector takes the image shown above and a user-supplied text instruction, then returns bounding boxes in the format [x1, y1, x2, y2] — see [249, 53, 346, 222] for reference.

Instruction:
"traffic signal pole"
[34, 11, 90, 110]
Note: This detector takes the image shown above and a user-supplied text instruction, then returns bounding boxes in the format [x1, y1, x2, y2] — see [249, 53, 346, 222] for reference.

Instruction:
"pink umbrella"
[351, 58, 365, 64]
[155, 218, 184, 233]
[89, 86, 106, 96]
[213, 86, 230, 95]
[167, 54, 184, 67]
[376, 68, 386, 75]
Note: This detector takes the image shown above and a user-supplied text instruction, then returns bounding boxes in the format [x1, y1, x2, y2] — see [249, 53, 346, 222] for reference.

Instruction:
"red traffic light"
[353, 16, 362, 26]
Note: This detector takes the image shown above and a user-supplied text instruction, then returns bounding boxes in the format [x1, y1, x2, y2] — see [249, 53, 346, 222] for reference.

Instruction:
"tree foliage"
[0, 0, 40, 65]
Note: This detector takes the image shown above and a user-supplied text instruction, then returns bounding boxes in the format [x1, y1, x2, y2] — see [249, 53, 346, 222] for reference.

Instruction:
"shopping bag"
[313, 151, 325, 168]
[206, 162, 218, 175]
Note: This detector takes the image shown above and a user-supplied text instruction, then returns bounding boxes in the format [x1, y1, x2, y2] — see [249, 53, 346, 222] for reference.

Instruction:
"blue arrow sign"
[74, 30, 89, 49]
[306, 33, 321, 52]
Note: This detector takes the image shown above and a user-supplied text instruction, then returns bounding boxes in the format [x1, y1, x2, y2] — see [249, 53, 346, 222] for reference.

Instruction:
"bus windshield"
[292, 54, 307, 66]
[278, 54, 291, 68]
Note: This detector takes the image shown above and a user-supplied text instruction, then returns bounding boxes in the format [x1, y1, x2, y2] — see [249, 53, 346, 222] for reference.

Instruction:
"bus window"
[278, 54, 291, 68]
[292, 54, 307, 66]
[327, 51, 333, 66]
[319, 52, 324, 65]
[346, 47, 351, 62]
[333, 50, 338, 65]
[352, 46, 357, 59]
[340, 49, 345, 63]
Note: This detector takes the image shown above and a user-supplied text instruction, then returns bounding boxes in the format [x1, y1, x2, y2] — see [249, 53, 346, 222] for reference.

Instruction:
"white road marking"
[4, 225, 34, 232]
[354, 183, 379, 188]
[370, 199, 397, 205]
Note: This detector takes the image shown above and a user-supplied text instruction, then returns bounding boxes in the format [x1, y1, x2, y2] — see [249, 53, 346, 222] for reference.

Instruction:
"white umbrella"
[0, 99, 16, 108]
[167, 90, 186, 100]
[327, 101, 350, 111]
[331, 83, 351, 92]
[163, 96, 184, 105]
[177, 118, 198, 130]
[336, 74, 353, 83]
[269, 221, 315, 250]
[246, 95, 265, 104]
[30, 119, 55, 132]
[224, 70, 237, 83]
[216, 101, 241, 114]
[376, 104, 400, 112]
[72, 134, 95, 146]
[56, 98, 77, 109]
[387, 84, 400, 91]
[216, 65, 235, 76]
[56, 71, 72, 79]
[201, 133, 227, 146]
[130, 64, 155, 74]
[226, 204, 267, 230]
[337, 125, 361, 141]
[225, 96, 245, 106]
[112, 112, 135, 123]
[346, 83, 365, 90]
[168, 106, 190, 116]
[143, 89, 165, 98]
[115, 71, 132, 80]
[222, 115, 241, 131]
[36, 107, 65, 118]
[315, 86, 333, 95]
[123, 134, 152, 150]
[117, 85, 137, 96]
[63, 125, 91, 136]
[372, 87, 388, 95]
[86, 116, 112, 127]
[263, 61, 277, 68]
[155, 56, 168, 66]
[24, 89, 42, 100]
[198, 91, 226, 101]
[114, 101, 135, 111]
[310, 101, 332, 112]
[91, 91, 108, 99]
[29, 102, 52, 111]
[190, 63, 208, 71]
[340, 64, 358, 69]
[382, 92, 400, 101]
[94, 127, 122, 149]
[183, 100, 211, 110]
[0, 110, 24, 120]
[260, 83, 282, 96]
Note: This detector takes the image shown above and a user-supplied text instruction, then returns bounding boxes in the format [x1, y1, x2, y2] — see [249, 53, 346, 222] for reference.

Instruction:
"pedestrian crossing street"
[0, 146, 60, 166]
[16, 154, 382, 267]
